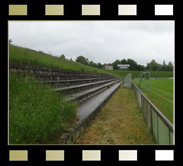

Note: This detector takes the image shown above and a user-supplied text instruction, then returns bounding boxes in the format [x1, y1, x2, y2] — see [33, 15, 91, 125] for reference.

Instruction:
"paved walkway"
[75, 84, 156, 144]
[76, 82, 122, 122]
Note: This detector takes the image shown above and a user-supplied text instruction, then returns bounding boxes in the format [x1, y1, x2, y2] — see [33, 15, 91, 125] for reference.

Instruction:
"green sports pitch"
[138, 78, 174, 123]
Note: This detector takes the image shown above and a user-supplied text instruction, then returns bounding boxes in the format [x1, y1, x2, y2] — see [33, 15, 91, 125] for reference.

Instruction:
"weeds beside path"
[75, 84, 156, 144]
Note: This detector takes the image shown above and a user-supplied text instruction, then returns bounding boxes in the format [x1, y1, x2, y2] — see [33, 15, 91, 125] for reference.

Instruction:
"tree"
[85, 58, 89, 65]
[127, 59, 138, 70]
[136, 64, 145, 71]
[76, 55, 89, 65]
[163, 60, 166, 66]
[162, 60, 166, 71]
[112, 59, 121, 69]
[89, 61, 97, 68]
[168, 61, 173, 67]
[59, 54, 65, 59]
[146, 60, 161, 71]
[167, 61, 173, 71]
[97, 63, 102, 68]
[121, 59, 127, 64]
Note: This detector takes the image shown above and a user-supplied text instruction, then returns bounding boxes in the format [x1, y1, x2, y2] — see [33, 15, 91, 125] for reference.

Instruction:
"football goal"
[137, 72, 151, 90]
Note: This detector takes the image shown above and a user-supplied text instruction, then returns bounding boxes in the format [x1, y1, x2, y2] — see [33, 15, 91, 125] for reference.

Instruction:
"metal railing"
[131, 82, 174, 144]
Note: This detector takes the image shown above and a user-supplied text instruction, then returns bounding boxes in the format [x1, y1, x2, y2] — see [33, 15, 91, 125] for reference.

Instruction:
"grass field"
[134, 78, 174, 123]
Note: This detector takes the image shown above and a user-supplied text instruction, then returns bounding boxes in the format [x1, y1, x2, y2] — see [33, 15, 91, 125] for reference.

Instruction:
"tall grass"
[9, 72, 77, 144]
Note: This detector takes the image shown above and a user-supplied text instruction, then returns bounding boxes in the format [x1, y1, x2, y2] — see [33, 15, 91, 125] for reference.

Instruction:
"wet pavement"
[77, 81, 122, 122]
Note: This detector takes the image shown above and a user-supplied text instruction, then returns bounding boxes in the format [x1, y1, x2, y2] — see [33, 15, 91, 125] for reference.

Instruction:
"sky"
[9, 21, 174, 66]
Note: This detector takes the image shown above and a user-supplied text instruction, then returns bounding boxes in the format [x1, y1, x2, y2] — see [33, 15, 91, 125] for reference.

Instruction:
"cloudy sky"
[9, 21, 174, 66]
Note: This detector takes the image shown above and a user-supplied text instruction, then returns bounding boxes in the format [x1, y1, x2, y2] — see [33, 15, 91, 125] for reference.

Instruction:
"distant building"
[105, 65, 113, 70]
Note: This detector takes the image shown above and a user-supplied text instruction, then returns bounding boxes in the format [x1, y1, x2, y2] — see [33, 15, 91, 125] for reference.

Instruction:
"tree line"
[59, 54, 173, 71]
[112, 59, 173, 71]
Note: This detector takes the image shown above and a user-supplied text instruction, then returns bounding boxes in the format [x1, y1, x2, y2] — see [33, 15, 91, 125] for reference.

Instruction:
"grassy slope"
[76, 85, 156, 144]
[9, 73, 77, 144]
[9, 44, 173, 79]
[9, 44, 119, 77]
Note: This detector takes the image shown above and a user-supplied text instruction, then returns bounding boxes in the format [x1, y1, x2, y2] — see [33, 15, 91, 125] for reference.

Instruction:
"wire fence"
[131, 82, 174, 144]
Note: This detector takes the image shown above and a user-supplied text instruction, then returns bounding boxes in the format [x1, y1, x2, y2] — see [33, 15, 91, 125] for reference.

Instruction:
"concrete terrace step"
[59, 81, 123, 144]
[33, 74, 115, 81]
[10, 63, 110, 76]
[65, 80, 120, 103]
[9, 63, 116, 81]
[34, 73, 106, 77]
[52, 79, 117, 93]
[39, 78, 114, 87]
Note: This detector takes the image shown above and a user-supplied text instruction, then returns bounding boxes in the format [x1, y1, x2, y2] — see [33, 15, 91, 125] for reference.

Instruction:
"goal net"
[137, 72, 151, 90]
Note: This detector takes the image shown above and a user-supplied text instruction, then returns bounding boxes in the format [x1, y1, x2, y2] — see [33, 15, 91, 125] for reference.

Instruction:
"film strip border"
[8, 149, 176, 162]
[8, 4, 174, 16]
[5, 1, 178, 165]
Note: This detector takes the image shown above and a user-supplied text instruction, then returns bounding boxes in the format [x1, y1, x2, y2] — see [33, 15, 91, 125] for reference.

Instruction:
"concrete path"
[77, 81, 122, 122]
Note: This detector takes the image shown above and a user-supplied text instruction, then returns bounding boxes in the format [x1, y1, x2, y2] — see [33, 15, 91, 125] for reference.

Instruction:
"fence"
[131, 82, 174, 144]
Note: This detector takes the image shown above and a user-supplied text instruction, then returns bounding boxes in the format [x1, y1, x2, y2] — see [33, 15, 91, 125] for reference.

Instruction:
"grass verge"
[75, 84, 156, 144]
[9, 72, 77, 144]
